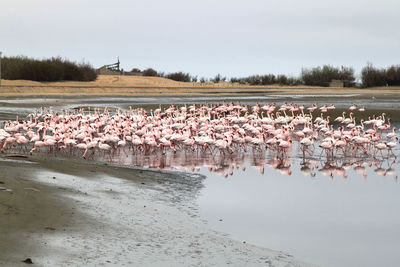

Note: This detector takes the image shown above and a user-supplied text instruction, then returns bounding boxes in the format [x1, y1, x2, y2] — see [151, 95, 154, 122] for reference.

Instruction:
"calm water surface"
[198, 159, 400, 267]
[1, 95, 400, 267]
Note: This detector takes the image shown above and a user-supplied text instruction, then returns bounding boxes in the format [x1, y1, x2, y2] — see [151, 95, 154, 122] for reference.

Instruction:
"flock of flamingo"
[0, 102, 398, 178]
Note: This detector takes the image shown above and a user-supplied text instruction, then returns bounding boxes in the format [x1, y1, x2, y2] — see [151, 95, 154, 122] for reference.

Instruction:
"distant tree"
[246, 75, 261, 85]
[142, 68, 158, 76]
[361, 63, 387, 87]
[1, 55, 97, 82]
[212, 74, 222, 83]
[211, 74, 226, 83]
[165, 72, 192, 82]
[287, 76, 302, 86]
[301, 65, 355, 87]
[230, 77, 239, 83]
[276, 74, 288, 85]
[385, 65, 400, 86]
[131, 68, 142, 73]
[261, 74, 275, 85]
[339, 66, 356, 87]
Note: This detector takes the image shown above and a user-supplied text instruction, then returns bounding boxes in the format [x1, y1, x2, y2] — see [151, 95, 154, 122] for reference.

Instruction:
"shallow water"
[198, 159, 400, 267]
[1, 93, 400, 116]
[1, 94, 400, 267]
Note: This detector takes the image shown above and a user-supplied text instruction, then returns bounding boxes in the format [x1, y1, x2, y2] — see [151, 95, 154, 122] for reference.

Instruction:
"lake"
[1, 94, 399, 267]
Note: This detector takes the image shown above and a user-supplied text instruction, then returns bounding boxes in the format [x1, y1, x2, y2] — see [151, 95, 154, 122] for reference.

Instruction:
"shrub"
[1, 56, 97, 82]
[229, 73, 298, 86]
[301, 65, 355, 87]
[286, 77, 302, 86]
[131, 68, 142, 73]
[386, 65, 400, 86]
[211, 74, 226, 83]
[276, 75, 288, 85]
[361, 63, 400, 87]
[142, 68, 158, 76]
[261, 74, 275, 85]
[165, 72, 192, 82]
[361, 63, 386, 87]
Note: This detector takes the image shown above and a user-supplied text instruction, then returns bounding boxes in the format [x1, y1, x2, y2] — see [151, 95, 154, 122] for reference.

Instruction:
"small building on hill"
[96, 59, 143, 76]
[329, 79, 344, 87]
[97, 66, 122, 75]
[96, 58, 122, 75]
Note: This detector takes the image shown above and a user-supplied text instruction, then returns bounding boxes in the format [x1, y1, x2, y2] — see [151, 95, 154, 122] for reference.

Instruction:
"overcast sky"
[1, 0, 399, 78]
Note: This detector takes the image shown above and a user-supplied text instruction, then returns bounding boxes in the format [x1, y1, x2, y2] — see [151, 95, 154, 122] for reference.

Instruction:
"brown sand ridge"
[1, 75, 400, 96]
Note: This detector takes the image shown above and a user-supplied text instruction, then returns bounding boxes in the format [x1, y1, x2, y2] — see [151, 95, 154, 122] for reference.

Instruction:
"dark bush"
[1, 56, 97, 82]
[246, 75, 262, 85]
[276, 75, 288, 85]
[229, 73, 298, 86]
[211, 74, 226, 83]
[165, 72, 192, 82]
[131, 68, 142, 73]
[386, 65, 400, 86]
[230, 77, 240, 83]
[301, 65, 355, 87]
[261, 74, 276, 85]
[361, 63, 400, 87]
[286, 77, 302, 86]
[212, 74, 221, 83]
[142, 68, 158, 76]
[361, 63, 386, 87]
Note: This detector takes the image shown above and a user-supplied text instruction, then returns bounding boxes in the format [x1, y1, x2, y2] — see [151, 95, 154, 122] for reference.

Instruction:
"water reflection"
[1, 99, 400, 267]
[0, 102, 398, 182]
[197, 158, 400, 267]
[97, 145, 398, 182]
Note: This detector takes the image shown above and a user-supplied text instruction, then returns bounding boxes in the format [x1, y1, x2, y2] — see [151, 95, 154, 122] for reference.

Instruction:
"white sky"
[1, 0, 399, 78]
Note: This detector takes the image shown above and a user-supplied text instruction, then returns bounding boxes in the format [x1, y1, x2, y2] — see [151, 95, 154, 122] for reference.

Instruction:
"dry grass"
[1, 75, 316, 88]
[1, 75, 400, 96]
[2, 75, 189, 87]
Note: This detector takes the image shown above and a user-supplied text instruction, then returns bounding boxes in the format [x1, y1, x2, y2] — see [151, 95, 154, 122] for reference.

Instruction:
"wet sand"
[0, 156, 313, 266]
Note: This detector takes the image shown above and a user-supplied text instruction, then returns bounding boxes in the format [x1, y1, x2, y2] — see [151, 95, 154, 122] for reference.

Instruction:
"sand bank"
[0, 156, 314, 266]
[1, 75, 399, 97]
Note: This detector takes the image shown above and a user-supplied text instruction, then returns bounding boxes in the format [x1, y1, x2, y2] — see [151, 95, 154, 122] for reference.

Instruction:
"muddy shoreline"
[1, 75, 400, 97]
[1, 85, 400, 97]
[0, 155, 313, 266]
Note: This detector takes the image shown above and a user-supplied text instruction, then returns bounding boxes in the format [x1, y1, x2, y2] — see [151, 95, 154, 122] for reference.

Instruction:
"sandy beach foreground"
[0, 156, 313, 267]
[1, 75, 400, 97]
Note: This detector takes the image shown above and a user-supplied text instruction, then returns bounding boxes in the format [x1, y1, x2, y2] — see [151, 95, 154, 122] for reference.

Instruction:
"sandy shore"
[1, 75, 400, 96]
[0, 155, 314, 267]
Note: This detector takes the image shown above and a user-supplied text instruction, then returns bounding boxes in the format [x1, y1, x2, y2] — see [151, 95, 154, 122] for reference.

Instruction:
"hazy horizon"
[1, 0, 399, 78]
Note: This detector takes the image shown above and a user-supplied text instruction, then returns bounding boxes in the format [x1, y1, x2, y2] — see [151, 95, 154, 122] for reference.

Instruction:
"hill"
[1, 75, 400, 96]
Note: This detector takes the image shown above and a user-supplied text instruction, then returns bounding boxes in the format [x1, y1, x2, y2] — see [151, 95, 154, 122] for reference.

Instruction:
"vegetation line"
[1, 56, 97, 82]
[135, 64, 400, 88]
[1, 55, 399, 88]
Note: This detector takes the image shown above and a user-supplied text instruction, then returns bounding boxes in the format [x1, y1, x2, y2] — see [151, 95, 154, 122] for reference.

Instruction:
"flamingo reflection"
[0, 103, 398, 181]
